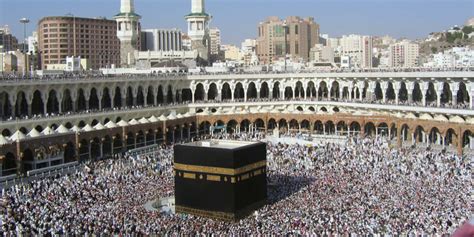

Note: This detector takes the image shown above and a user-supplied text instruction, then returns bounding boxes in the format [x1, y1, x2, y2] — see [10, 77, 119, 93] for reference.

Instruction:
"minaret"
[114, 0, 141, 67]
[185, 0, 211, 63]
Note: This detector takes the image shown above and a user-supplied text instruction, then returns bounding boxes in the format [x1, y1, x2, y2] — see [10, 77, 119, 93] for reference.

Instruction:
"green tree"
[462, 26, 473, 35]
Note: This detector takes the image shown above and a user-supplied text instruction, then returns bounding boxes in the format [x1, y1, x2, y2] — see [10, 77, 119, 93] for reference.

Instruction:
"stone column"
[42, 94, 48, 114]
[99, 142, 103, 158]
[470, 93, 473, 109]
[381, 82, 388, 103]
[230, 85, 236, 101]
[98, 93, 103, 111]
[407, 82, 415, 103]
[121, 96, 127, 108]
[394, 82, 400, 104]
[452, 89, 459, 106]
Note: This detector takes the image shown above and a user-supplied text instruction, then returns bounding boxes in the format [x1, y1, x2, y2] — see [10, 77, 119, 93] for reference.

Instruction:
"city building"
[221, 44, 241, 61]
[389, 41, 420, 68]
[241, 39, 258, 66]
[423, 47, 474, 68]
[114, 0, 142, 67]
[140, 29, 183, 52]
[38, 16, 120, 70]
[256, 16, 320, 64]
[209, 28, 221, 57]
[309, 44, 334, 63]
[27, 31, 38, 55]
[136, 28, 195, 68]
[181, 34, 192, 51]
[1, 51, 18, 72]
[339, 34, 373, 68]
[185, 0, 211, 62]
[0, 26, 18, 52]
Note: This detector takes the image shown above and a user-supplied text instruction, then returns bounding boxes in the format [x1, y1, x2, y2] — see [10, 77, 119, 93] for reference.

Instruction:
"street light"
[282, 21, 289, 72]
[0, 45, 4, 76]
[19, 17, 30, 77]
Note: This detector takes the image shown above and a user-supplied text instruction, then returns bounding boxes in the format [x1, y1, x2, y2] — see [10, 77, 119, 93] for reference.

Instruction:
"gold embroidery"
[206, 175, 221, 182]
[183, 172, 196, 179]
[174, 160, 266, 176]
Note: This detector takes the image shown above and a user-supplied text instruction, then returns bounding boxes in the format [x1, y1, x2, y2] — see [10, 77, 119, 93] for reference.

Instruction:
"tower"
[114, 0, 141, 67]
[185, 0, 211, 63]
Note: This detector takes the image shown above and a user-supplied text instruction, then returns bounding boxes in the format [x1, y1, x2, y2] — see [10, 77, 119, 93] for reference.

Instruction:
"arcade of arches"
[0, 80, 472, 119]
[1, 113, 473, 176]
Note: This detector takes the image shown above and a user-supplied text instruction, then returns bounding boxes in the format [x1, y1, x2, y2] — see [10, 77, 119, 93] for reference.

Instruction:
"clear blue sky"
[1, 0, 473, 45]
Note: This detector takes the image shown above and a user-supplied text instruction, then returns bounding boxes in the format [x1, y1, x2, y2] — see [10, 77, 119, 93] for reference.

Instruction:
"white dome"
[129, 119, 139, 125]
[449, 116, 465, 123]
[405, 113, 417, 119]
[105, 121, 118, 128]
[0, 135, 10, 145]
[117, 120, 129, 127]
[42, 126, 55, 135]
[27, 128, 41, 138]
[10, 130, 26, 141]
[139, 117, 150, 124]
[70, 126, 81, 132]
[82, 124, 95, 132]
[176, 113, 184, 118]
[55, 125, 70, 134]
[466, 117, 474, 124]
[419, 113, 433, 121]
[94, 123, 105, 130]
[158, 115, 167, 121]
[167, 113, 177, 120]
[148, 115, 159, 122]
[434, 114, 449, 122]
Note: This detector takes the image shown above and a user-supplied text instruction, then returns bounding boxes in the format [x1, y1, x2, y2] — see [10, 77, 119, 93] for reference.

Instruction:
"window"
[295, 25, 299, 34]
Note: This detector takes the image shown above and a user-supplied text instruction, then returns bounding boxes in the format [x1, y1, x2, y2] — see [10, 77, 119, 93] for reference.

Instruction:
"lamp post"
[19, 17, 30, 77]
[282, 21, 289, 72]
[0, 45, 4, 76]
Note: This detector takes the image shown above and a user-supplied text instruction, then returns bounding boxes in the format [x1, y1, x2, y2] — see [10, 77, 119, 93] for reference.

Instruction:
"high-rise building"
[0, 26, 18, 52]
[209, 28, 221, 56]
[140, 29, 183, 52]
[38, 16, 120, 69]
[310, 44, 334, 63]
[185, 0, 211, 62]
[114, 0, 141, 67]
[389, 41, 419, 68]
[256, 16, 320, 64]
[339, 34, 373, 68]
[27, 32, 38, 55]
[361, 36, 373, 68]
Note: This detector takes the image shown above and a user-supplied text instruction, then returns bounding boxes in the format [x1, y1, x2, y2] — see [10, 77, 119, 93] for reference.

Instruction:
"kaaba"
[174, 140, 267, 221]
